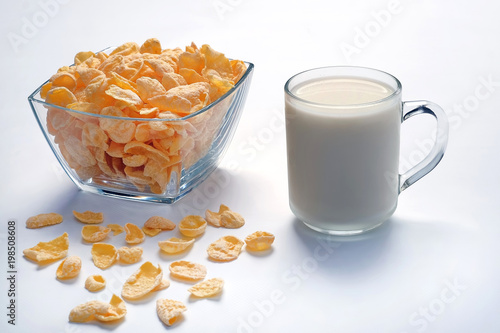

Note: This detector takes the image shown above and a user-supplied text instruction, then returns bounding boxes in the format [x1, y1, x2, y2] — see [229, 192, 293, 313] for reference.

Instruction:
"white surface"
[1, 0, 500, 332]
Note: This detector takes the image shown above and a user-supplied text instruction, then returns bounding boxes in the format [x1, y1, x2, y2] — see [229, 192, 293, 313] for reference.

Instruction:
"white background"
[1, 0, 500, 332]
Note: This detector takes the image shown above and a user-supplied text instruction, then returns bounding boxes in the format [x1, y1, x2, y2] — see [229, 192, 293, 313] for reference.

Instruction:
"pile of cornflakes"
[41, 39, 247, 194]
[23, 204, 275, 328]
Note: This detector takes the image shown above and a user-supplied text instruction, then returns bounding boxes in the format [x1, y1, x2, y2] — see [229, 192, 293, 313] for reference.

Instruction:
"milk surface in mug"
[285, 76, 401, 232]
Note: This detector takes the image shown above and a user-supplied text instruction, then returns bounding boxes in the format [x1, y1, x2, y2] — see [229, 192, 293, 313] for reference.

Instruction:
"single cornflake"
[56, 255, 82, 279]
[207, 235, 244, 262]
[73, 210, 104, 224]
[85, 275, 106, 292]
[26, 213, 63, 229]
[23, 232, 69, 264]
[124, 223, 145, 244]
[144, 216, 176, 230]
[81, 225, 111, 242]
[156, 299, 187, 327]
[219, 210, 245, 229]
[121, 261, 163, 300]
[69, 300, 110, 323]
[178, 215, 207, 237]
[169, 260, 207, 281]
[158, 237, 194, 254]
[117, 246, 143, 264]
[91, 243, 118, 269]
[69, 294, 126, 323]
[188, 278, 224, 298]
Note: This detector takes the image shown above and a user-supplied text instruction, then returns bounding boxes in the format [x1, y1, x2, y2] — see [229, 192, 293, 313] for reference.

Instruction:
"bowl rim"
[28, 48, 254, 122]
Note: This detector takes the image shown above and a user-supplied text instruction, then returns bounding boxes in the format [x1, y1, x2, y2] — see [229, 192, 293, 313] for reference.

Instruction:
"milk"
[285, 76, 401, 234]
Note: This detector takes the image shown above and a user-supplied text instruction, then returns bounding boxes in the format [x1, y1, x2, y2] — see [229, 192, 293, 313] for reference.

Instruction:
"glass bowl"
[28, 54, 253, 203]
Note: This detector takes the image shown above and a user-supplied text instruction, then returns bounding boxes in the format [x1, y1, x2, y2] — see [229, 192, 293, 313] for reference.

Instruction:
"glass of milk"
[285, 66, 448, 235]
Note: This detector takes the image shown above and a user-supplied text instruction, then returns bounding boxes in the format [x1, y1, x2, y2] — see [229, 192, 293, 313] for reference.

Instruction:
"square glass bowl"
[28, 60, 253, 203]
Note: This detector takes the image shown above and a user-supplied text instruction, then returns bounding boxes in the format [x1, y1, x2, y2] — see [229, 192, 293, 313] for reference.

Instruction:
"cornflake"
[68, 300, 110, 323]
[244, 231, 275, 251]
[85, 275, 106, 292]
[91, 243, 118, 269]
[73, 210, 104, 224]
[169, 260, 207, 281]
[23, 232, 69, 264]
[56, 255, 82, 279]
[69, 294, 126, 323]
[124, 223, 145, 244]
[178, 215, 207, 237]
[144, 216, 176, 230]
[117, 246, 143, 264]
[81, 225, 111, 242]
[207, 235, 244, 262]
[188, 278, 224, 298]
[158, 237, 194, 254]
[121, 261, 163, 300]
[26, 213, 63, 229]
[156, 299, 187, 327]
[220, 210, 245, 229]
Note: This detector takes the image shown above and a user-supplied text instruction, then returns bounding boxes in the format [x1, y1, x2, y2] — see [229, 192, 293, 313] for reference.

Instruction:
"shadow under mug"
[284, 66, 448, 235]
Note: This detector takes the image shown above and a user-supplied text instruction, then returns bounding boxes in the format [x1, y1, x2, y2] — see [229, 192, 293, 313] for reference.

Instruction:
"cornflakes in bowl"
[28, 39, 253, 203]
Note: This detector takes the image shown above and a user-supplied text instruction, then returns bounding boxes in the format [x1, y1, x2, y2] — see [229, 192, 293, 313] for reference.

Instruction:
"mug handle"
[399, 101, 449, 193]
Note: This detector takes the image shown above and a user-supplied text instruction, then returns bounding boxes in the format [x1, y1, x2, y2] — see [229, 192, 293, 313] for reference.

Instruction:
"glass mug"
[285, 66, 448, 235]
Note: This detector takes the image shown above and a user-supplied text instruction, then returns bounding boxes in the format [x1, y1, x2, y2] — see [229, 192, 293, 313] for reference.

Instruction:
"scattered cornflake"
[121, 261, 163, 300]
[68, 300, 110, 323]
[23, 232, 69, 264]
[81, 225, 111, 242]
[91, 243, 118, 269]
[156, 299, 187, 327]
[117, 246, 143, 264]
[124, 223, 145, 244]
[244, 231, 275, 251]
[144, 216, 176, 230]
[73, 210, 104, 224]
[178, 215, 207, 237]
[188, 278, 224, 298]
[169, 260, 207, 281]
[207, 235, 244, 262]
[69, 294, 126, 323]
[220, 210, 245, 229]
[158, 237, 194, 254]
[56, 255, 82, 279]
[85, 275, 106, 292]
[26, 213, 63, 229]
